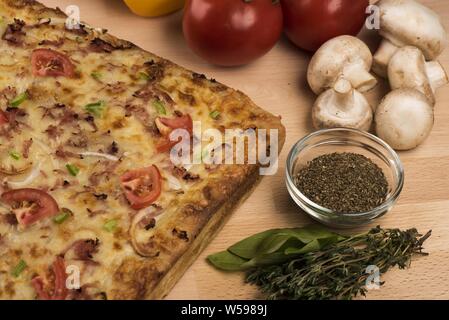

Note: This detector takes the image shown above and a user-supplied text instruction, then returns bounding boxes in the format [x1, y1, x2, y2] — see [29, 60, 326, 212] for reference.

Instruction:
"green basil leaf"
[255, 233, 304, 256]
[241, 252, 298, 270]
[239, 229, 338, 269]
[228, 229, 281, 260]
[285, 235, 344, 255]
[207, 250, 249, 271]
[278, 226, 343, 243]
[208, 226, 347, 272]
[230, 226, 340, 260]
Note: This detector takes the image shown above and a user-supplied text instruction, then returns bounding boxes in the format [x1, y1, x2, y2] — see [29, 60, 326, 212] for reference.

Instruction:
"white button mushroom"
[312, 78, 373, 131]
[375, 89, 434, 150]
[388, 46, 448, 105]
[373, 0, 447, 78]
[307, 35, 377, 95]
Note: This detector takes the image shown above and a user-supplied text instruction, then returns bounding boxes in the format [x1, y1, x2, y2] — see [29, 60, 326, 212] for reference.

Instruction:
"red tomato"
[31, 48, 76, 77]
[0, 110, 8, 125]
[156, 114, 193, 153]
[281, 0, 369, 52]
[32, 256, 68, 300]
[157, 139, 181, 154]
[159, 114, 193, 133]
[183, 0, 283, 66]
[1, 188, 60, 227]
[121, 165, 162, 210]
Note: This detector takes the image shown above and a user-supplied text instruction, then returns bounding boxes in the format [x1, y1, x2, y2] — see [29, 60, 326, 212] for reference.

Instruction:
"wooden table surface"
[41, 0, 449, 300]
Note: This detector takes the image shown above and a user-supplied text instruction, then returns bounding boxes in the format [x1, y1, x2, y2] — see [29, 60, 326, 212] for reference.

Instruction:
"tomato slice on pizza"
[32, 256, 68, 300]
[31, 48, 76, 78]
[120, 165, 162, 210]
[1, 188, 60, 227]
[156, 114, 193, 153]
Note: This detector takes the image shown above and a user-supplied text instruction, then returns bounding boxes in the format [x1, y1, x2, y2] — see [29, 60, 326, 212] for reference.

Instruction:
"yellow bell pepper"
[124, 0, 185, 18]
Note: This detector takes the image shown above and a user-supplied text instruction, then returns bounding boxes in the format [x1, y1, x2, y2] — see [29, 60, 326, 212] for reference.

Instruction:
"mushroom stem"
[425, 60, 449, 93]
[312, 86, 373, 131]
[333, 78, 354, 110]
[342, 62, 378, 92]
[373, 39, 399, 78]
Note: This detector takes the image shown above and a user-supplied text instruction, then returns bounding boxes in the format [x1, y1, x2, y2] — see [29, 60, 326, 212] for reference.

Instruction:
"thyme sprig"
[246, 226, 431, 300]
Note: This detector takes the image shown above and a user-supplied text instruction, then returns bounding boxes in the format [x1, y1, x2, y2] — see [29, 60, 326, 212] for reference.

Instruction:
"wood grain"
[41, 0, 449, 300]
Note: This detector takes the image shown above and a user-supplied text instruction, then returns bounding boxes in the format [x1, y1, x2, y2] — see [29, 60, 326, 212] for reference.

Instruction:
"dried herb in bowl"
[294, 152, 389, 213]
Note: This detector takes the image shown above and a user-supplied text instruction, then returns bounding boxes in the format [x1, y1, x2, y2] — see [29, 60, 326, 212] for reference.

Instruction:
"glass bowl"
[286, 128, 404, 228]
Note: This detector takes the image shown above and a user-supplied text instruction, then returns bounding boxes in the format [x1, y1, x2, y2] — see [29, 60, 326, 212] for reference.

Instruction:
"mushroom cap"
[388, 46, 435, 104]
[307, 35, 374, 95]
[378, 0, 447, 60]
[312, 88, 373, 131]
[375, 89, 434, 150]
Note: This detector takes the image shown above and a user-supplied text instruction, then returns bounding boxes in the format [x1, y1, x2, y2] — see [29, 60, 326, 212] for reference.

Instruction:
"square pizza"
[0, 0, 285, 299]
